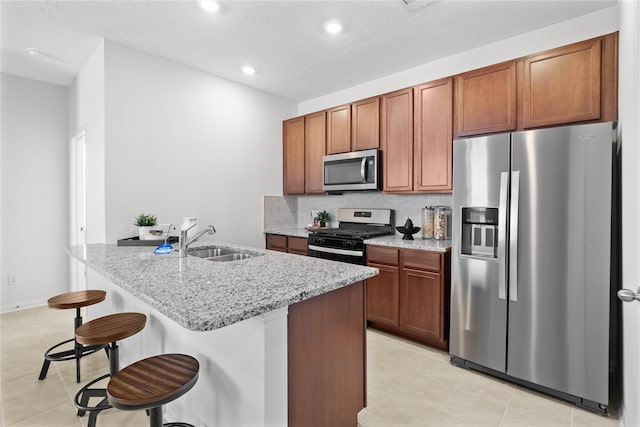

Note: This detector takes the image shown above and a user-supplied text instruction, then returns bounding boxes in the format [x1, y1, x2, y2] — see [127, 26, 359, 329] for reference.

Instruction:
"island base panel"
[288, 281, 366, 427]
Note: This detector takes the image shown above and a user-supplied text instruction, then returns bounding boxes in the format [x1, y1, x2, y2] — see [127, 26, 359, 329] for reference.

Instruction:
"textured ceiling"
[1, 0, 616, 102]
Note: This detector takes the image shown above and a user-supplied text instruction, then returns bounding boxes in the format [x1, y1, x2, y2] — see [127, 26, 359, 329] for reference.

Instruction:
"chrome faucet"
[179, 224, 216, 257]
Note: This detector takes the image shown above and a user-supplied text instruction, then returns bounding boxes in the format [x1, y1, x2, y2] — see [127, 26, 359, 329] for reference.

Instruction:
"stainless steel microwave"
[322, 149, 380, 192]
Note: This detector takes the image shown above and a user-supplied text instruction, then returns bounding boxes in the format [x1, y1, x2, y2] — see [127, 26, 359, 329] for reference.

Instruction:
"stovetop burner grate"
[312, 227, 391, 239]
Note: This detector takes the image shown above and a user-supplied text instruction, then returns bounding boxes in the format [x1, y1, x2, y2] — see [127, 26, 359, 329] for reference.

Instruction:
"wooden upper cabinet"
[455, 61, 517, 137]
[523, 38, 602, 128]
[352, 97, 380, 151]
[327, 104, 351, 154]
[304, 111, 326, 194]
[283, 117, 305, 195]
[381, 88, 414, 192]
[414, 78, 453, 192]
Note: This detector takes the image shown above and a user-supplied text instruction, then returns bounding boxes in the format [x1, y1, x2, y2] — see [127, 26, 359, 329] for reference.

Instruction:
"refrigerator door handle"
[509, 170, 520, 302]
[498, 172, 509, 300]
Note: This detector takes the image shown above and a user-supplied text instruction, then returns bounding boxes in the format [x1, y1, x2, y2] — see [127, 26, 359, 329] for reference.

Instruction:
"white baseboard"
[1, 299, 48, 314]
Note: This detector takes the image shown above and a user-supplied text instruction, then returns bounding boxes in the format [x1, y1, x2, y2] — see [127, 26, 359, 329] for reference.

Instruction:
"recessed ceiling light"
[324, 20, 342, 35]
[26, 48, 45, 58]
[199, 0, 219, 13]
[241, 65, 256, 75]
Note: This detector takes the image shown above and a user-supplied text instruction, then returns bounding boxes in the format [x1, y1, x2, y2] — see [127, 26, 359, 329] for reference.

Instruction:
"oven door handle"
[308, 245, 364, 257]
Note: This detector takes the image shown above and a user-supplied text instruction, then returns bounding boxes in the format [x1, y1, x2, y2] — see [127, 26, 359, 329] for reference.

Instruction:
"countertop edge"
[67, 242, 377, 332]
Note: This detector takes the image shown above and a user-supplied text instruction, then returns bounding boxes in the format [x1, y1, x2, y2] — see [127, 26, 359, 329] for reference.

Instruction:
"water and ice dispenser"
[460, 207, 498, 259]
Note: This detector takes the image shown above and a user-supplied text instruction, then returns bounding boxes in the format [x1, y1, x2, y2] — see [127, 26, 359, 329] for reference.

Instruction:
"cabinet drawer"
[403, 249, 441, 272]
[266, 234, 287, 251]
[366, 246, 399, 266]
[288, 236, 308, 254]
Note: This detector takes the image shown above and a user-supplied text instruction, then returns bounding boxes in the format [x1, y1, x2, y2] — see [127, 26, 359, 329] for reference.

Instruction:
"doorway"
[70, 131, 87, 291]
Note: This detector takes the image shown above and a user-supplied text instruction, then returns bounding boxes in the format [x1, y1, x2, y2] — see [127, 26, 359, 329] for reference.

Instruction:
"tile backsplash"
[264, 193, 452, 234]
[263, 195, 298, 229]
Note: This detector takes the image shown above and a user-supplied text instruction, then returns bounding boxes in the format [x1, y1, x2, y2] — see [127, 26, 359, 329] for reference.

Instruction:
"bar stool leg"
[74, 308, 82, 383]
[149, 406, 163, 427]
[38, 359, 51, 380]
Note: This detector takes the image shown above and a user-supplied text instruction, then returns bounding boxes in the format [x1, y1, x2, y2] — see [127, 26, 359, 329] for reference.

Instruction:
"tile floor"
[0, 306, 619, 427]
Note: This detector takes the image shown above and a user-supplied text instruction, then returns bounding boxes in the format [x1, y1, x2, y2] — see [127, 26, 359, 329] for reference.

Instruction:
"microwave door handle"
[360, 157, 367, 183]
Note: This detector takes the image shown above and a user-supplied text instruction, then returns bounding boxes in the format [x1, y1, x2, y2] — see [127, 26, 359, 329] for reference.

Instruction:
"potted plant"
[315, 210, 331, 228]
[134, 213, 158, 240]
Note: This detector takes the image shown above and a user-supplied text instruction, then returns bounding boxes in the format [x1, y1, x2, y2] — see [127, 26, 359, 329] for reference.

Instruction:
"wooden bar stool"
[107, 354, 199, 427]
[39, 290, 108, 383]
[74, 312, 147, 427]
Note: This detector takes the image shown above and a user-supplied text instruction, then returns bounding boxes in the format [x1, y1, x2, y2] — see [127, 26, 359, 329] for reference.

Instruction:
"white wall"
[298, 5, 619, 115]
[68, 41, 106, 244]
[618, 1, 640, 425]
[103, 41, 296, 247]
[0, 73, 68, 311]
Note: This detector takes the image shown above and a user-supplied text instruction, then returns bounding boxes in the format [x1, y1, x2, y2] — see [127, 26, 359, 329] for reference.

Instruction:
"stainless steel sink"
[187, 247, 237, 258]
[186, 246, 263, 262]
[207, 253, 257, 262]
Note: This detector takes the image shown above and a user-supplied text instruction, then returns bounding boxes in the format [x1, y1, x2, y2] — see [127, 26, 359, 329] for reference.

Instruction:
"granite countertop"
[263, 228, 451, 252]
[68, 238, 377, 332]
[263, 227, 310, 238]
[366, 235, 452, 252]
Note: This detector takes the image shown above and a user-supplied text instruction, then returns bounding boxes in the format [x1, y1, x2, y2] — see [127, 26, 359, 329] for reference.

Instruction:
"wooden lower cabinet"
[287, 236, 308, 255]
[400, 268, 442, 342]
[366, 245, 450, 350]
[288, 282, 366, 427]
[366, 263, 399, 327]
[265, 233, 308, 255]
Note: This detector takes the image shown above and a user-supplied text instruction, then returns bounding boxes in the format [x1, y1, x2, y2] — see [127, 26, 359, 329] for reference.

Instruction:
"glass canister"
[422, 206, 434, 239]
[434, 206, 451, 240]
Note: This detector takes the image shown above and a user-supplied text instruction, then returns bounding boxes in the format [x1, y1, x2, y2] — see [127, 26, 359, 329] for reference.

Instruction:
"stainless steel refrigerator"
[450, 122, 617, 413]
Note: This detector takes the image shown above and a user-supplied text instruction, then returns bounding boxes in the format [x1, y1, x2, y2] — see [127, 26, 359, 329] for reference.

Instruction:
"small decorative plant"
[315, 210, 331, 227]
[133, 213, 158, 227]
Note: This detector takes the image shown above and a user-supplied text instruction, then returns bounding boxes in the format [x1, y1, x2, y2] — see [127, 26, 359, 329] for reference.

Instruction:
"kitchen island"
[68, 240, 377, 427]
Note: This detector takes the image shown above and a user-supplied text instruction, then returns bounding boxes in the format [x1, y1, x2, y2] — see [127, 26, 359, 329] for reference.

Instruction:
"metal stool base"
[39, 338, 107, 382]
[149, 406, 194, 427]
[38, 307, 108, 383]
[74, 373, 112, 427]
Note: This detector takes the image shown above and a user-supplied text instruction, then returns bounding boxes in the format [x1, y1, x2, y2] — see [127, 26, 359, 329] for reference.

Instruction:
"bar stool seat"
[74, 312, 147, 427]
[39, 290, 107, 383]
[107, 354, 199, 427]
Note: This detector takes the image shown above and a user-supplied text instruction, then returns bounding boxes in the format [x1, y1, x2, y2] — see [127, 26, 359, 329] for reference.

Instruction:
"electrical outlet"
[7, 274, 19, 286]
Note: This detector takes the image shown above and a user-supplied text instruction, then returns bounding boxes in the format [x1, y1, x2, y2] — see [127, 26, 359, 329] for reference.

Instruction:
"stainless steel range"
[308, 208, 394, 265]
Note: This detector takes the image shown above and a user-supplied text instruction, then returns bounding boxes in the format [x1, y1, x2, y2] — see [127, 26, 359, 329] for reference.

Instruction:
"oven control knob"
[343, 241, 355, 248]
[315, 237, 325, 245]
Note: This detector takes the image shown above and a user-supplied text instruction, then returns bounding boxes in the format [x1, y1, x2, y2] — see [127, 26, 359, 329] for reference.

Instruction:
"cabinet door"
[327, 104, 351, 154]
[523, 38, 601, 128]
[414, 78, 453, 192]
[352, 97, 380, 151]
[305, 111, 326, 193]
[366, 263, 400, 327]
[287, 236, 308, 255]
[381, 88, 414, 192]
[266, 234, 288, 252]
[455, 61, 516, 137]
[283, 117, 305, 195]
[400, 268, 442, 342]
